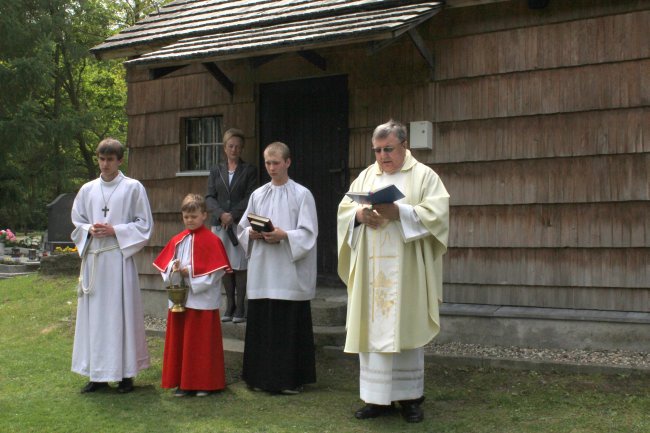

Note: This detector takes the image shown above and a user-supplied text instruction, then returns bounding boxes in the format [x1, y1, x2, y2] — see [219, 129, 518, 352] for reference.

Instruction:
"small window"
[182, 116, 223, 172]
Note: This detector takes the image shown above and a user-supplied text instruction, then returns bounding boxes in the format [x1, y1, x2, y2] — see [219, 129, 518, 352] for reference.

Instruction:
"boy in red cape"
[153, 193, 232, 397]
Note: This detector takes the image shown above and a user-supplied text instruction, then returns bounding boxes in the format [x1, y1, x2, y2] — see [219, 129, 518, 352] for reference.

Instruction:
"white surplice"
[160, 235, 225, 310]
[70, 171, 153, 382]
[237, 180, 318, 301]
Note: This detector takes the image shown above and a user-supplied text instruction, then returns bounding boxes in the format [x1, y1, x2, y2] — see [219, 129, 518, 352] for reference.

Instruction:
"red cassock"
[161, 308, 225, 391]
[153, 226, 232, 391]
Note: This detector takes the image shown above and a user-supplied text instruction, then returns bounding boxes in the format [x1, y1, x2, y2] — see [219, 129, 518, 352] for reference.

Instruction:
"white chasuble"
[70, 172, 153, 382]
[360, 171, 430, 352]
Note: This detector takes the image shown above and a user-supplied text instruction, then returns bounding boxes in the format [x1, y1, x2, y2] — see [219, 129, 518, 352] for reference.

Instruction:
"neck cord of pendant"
[100, 175, 124, 216]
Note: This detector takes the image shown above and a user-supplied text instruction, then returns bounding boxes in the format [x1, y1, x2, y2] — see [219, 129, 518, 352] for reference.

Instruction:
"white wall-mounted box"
[409, 121, 433, 150]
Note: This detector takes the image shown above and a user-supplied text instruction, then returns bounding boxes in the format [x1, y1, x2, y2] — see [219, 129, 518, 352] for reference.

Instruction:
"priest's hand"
[356, 207, 387, 229]
[262, 228, 287, 244]
[90, 223, 115, 238]
[372, 203, 400, 221]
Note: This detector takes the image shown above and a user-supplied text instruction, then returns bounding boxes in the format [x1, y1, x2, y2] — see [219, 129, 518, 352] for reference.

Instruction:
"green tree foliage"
[0, 0, 169, 230]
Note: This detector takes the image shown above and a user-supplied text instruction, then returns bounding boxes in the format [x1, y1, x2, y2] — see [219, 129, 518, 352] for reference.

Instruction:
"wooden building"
[92, 0, 650, 351]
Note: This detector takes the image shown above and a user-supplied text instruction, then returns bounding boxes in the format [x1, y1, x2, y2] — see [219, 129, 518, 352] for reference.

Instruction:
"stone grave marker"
[46, 193, 76, 251]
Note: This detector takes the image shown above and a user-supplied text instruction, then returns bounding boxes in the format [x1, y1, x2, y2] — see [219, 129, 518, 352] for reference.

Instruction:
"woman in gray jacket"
[206, 128, 258, 323]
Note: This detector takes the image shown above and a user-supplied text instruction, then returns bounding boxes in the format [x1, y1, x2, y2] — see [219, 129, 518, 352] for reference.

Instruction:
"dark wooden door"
[259, 75, 348, 284]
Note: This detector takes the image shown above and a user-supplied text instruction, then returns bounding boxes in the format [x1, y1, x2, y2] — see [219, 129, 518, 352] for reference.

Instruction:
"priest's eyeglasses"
[372, 146, 393, 154]
[372, 141, 404, 154]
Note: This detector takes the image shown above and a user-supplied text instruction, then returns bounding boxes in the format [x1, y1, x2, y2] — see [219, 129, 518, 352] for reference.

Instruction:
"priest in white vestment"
[238, 141, 318, 394]
[337, 120, 450, 423]
[70, 138, 153, 394]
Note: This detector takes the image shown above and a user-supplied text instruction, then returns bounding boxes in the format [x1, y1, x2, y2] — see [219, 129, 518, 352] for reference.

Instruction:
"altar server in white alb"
[71, 138, 153, 394]
[337, 120, 450, 423]
[238, 141, 318, 394]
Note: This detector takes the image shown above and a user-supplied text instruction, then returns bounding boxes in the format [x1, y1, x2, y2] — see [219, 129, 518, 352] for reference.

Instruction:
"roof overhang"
[125, 3, 442, 68]
[91, 1, 444, 67]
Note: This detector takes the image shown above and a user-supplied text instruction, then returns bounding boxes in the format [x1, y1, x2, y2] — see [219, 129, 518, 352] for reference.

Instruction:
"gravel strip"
[424, 341, 650, 369]
[146, 315, 649, 369]
[145, 315, 167, 332]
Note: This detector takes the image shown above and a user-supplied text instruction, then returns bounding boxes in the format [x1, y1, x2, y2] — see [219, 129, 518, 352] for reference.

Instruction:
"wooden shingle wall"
[422, 0, 650, 311]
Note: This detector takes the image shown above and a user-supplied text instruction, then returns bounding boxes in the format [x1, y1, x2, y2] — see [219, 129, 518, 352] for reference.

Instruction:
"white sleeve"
[285, 191, 318, 262]
[397, 203, 430, 241]
[113, 182, 153, 259]
[347, 213, 362, 249]
[188, 268, 225, 294]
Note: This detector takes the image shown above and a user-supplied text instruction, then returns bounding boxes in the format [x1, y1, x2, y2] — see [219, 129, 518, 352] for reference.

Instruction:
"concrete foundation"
[141, 288, 168, 319]
[437, 303, 650, 352]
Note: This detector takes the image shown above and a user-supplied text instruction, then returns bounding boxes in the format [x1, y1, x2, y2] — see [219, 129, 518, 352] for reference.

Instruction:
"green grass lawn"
[0, 274, 648, 433]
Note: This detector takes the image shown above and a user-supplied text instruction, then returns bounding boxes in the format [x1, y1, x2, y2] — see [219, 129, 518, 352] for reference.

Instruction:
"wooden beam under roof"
[249, 54, 282, 69]
[202, 62, 234, 97]
[149, 65, 187, 80]
[297, 50, 327, 71]
[408, 28, 435, 80]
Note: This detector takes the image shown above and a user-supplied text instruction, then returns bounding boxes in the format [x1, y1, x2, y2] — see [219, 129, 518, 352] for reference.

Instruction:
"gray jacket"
[206, 160, 258, 227]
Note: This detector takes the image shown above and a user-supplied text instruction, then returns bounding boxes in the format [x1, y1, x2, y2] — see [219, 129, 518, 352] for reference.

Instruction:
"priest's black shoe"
[354, 403, 394, 419]
[399, 396, 425, 423]
[80, 381, 108, 393]
[117, 378, 134, 394]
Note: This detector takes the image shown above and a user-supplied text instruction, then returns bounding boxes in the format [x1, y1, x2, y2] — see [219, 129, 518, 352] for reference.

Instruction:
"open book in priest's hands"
[247, 213, 275, 232]
[345, 184, 405, 205]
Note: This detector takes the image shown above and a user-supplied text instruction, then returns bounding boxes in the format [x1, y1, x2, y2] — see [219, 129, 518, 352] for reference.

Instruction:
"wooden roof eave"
[93, 43, 167, 61]
[125, 5, 440, 68]
[126, 26, 418, 71]
[91, 0, 443, 58]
